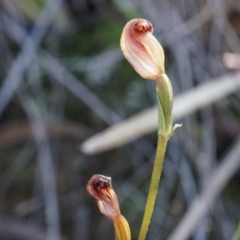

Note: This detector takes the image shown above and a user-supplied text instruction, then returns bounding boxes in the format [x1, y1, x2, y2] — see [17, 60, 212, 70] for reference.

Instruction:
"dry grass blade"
[167, 134, 240, 240]
[41, 52, 121, 124]
[0, 12, 121, 125]
[0, 0, 62, 118]
[223, 53, 240, 70]
[20, 96, 61, 240]
[81, 72, 240, 154]
[0, 0, 239, 239]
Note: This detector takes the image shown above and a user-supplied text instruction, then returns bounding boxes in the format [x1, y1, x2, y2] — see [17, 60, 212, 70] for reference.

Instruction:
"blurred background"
[0, 0, 240, 239]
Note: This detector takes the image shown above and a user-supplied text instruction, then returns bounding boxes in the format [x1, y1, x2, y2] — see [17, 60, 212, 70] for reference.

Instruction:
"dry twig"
[81, 72, 240, 154]
[167, 134, 240, 240]
[0, 0, 62, 117]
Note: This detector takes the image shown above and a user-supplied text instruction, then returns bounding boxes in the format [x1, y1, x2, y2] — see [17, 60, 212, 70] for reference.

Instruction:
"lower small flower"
[87, 174, 131, 240]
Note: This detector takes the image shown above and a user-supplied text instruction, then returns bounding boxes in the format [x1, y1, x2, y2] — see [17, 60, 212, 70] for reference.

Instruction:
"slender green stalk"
[119, 19, 180, 240]
[138, 135, 168, 240]
[114, 214, 131, 240]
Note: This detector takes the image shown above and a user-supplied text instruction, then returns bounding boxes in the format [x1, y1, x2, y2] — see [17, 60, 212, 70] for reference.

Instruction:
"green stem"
[138, 135, 168, 240]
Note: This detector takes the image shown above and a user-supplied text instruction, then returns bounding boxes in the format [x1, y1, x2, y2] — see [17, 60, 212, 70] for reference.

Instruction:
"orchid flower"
[87, 174, 131, 240]
[121, 18, 179, 137]
[120, 18, 165, 81]
[120, 19, 181, 240]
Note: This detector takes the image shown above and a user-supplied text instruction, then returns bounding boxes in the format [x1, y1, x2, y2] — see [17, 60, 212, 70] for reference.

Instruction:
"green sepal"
[156, 74, 182, 138]
[156, 74, 173, 137]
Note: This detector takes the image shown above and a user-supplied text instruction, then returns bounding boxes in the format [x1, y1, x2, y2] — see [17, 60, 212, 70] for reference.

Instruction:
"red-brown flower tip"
[87, 174, 120, 220]
[133, 19, 153, 33]
[120, 18, 165, 80]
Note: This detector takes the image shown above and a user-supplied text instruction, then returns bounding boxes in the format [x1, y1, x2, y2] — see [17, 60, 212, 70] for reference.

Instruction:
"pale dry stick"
[143, 0, 226, 46]
[0, 0, 63, 118]
[0, 11, 27, 45]
[160, 9, 215, 240]
[162, 140, 204, 240]
[0, 12, 121, 125]
[20, 96, 61, 240]
[40, 52, 121, 124]
[223, 53, 240, 70]
[68, 47, 123, 85]
[195, 109, 216, 240]
[121, 0, 218, 36]
[216, 7, 240, 55]
[167, 134, 240, 240]
[81, 72, 240, 154]
[0, 3, 63, 239]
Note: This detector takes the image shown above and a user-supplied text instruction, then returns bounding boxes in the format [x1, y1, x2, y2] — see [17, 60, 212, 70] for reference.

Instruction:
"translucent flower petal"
[120, 18, 165, 80]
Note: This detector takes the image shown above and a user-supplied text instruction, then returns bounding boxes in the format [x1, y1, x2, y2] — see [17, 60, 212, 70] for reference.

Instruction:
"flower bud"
[120, 18, 165, 80]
